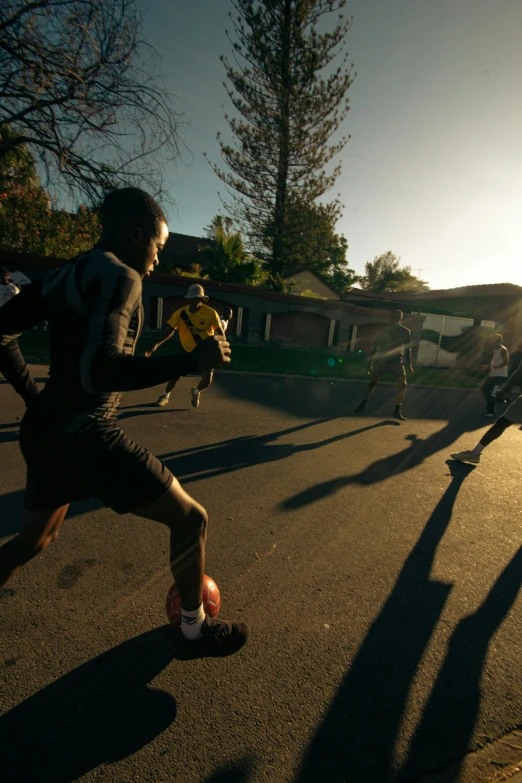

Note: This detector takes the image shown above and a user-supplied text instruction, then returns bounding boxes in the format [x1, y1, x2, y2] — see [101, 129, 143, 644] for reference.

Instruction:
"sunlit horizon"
[142, 0, 521, 293]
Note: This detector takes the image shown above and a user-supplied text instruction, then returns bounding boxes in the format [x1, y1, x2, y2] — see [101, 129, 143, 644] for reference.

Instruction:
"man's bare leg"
[355, 375, 379, 413]
[396, 376, 406, 405]
[451, 416, 513, 464]
[0, 505, 69, 587]
[196, 370, 213, 393]
[191, 370, 213, 408]
[156, 375, 182, 406]
[135, 477, 248, 652]
[135, 477, 206, 610]
[393, 376, 408, 420]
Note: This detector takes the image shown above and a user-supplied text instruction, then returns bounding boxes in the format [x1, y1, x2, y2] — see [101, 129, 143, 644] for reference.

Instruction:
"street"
[1, 369, 522, 783]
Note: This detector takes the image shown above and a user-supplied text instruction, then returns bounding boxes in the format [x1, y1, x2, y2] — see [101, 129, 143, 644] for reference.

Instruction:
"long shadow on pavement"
[0, 626, 179, 783]
[160, 419, 401, 485]
[214, 373, 489, 422]
[282, 410, 485, 510]
[399, 544, 522, 782]
[295, 462, 474, 783]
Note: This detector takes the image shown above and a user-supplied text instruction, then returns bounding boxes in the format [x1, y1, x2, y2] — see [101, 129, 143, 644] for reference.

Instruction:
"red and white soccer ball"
[166, 574, 221, 626]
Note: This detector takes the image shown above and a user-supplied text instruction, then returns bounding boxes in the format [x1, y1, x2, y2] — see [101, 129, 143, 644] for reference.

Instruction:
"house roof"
[283, 267, 341, 298]
[0, 249, 419, 322]
[342, 287, 386, 300]
[382, 283, 522, 300]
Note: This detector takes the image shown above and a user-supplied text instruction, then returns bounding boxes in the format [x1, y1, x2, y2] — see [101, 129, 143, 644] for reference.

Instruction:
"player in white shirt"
[0, 268, 20, 308]
[480, 334, 509, 418]
[220, 307, 233, 335]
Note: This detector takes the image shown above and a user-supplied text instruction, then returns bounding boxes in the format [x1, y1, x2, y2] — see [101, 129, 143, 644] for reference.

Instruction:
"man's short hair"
[100, 188, 167, 238]
[393, 309, 403, 319]
[493, 333, 503, 341]
[0, 267, 10, 275]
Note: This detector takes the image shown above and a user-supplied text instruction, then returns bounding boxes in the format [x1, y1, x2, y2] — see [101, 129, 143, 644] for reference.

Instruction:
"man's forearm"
[82, 349, 198, 394]
[153, 329, 175, 349]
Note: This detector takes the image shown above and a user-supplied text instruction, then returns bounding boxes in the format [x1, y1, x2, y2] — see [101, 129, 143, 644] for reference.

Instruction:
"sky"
[141, 0, 522, 291]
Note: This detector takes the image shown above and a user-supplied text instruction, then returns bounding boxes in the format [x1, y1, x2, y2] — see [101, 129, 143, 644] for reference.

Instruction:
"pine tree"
[207, 0, 355, 277]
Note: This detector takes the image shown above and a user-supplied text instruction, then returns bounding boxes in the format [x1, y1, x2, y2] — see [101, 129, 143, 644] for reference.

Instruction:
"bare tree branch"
[0, 0, 185, 205]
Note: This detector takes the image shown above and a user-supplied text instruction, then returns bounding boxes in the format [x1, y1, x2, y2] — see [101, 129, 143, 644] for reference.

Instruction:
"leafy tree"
[204, 214, 235, 239]
[0, 0, 183, 204]
[360, 251, 429, 293]
[0, 124, 39, 190]
[208, 0, 356, 276]
[0, 133, 100, 257]
[199, 222, 263, 285]
[0, 185, 100, 258]
[273, 196, 357, 293]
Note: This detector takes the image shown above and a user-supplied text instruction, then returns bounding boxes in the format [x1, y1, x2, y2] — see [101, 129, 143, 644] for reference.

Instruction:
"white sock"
[180, 603, 205, 640]
[471, 443, 485, 456]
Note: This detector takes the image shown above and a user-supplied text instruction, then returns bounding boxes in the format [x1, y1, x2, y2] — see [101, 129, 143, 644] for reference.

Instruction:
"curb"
[217, 368, 481, 393]
[24, 358, 481, 394]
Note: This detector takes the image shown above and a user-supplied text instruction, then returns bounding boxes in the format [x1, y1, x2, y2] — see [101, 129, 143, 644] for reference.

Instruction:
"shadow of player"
[0, 626, 179, 783]
[160, 418, 400, 486]
[295, 462, 474, 783]
[281, 411, 485, 510]
[399, 543, 522, 781]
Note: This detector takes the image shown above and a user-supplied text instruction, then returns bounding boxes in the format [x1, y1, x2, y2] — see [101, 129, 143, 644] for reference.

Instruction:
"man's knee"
[398, 377, 407, 388]
[183, 503, 208, 538]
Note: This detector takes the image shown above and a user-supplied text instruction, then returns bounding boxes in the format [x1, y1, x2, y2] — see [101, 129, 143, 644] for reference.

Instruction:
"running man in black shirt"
[355, 310, 414, 421]
[0, 188, 248, 656]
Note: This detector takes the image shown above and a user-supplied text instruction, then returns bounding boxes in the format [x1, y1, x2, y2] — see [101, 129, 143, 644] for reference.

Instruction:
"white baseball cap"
[184, 283, 208, 301]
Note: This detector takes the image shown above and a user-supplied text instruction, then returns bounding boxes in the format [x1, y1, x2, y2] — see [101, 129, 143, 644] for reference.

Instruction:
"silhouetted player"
[0, 188, 248, 656]
[451, 363, 522, 465]
[355, 310, 414, 421]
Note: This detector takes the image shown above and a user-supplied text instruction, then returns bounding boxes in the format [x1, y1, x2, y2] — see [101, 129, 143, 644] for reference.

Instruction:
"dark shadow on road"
[295, 462, 473, 783]
[160, 419, 400, 485]
[399, 544, 522, 782]
[214, 373, 491, 421]
[0, 625, 179, 783]
[203, 756, 256, 782]
[118, 407, 185, 421]
[282, 413, 485, 509]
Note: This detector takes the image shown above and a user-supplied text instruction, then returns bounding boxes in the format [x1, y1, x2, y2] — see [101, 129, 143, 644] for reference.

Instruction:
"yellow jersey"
[167, 304, 221, 353]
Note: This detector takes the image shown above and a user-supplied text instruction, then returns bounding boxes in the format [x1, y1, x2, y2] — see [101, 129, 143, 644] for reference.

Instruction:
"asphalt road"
[1, 369, 522, 783]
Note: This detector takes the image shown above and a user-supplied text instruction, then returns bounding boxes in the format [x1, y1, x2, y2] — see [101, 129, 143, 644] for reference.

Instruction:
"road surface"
[1, 369, 522, 783]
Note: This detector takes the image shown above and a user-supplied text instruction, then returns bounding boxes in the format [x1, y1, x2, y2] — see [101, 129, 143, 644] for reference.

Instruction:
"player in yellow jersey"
[146, 284, 224, 408]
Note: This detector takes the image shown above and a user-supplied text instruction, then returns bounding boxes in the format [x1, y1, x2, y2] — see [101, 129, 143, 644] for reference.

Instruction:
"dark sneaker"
[451, 450, 480, 464]
[355, 401, 367, 413]
[394, 407, 406, 421]
[189, 617, 249, 657]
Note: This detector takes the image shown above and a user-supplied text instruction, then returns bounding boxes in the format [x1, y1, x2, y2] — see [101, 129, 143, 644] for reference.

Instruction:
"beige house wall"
[284, 271, 340, 300]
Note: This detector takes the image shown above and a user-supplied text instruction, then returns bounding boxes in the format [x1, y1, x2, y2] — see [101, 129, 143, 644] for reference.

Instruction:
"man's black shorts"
[371, 360, 406, 380]
[19, 408, 173, 514]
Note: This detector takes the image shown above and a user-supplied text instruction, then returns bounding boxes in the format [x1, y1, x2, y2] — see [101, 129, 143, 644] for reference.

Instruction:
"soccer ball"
[166, 574, 221, 626]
